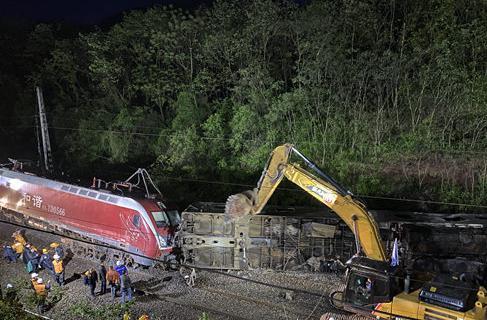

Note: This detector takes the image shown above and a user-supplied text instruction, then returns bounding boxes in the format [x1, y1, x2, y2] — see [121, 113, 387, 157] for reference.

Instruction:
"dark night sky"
[0, 0, 211, 25]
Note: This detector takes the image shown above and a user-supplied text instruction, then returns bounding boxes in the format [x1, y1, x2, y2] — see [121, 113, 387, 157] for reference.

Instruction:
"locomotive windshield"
[151, 211, 170, 227]
[167, 210, 180, 226]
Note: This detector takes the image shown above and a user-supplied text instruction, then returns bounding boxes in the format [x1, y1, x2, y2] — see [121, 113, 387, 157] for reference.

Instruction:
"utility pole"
[36, 87, 53, 174]
[34, 112, 43, 169]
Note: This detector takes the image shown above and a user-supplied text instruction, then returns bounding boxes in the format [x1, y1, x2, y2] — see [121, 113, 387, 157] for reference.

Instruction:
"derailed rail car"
[0, 168, 179, 266]
[179, 202, 355, 270]
[181, 204, 487, 273]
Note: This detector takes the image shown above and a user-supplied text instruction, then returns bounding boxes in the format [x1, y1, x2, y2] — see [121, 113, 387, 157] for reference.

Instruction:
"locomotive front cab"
[142, 200, 180, 251]
[151, 201, 181, 229]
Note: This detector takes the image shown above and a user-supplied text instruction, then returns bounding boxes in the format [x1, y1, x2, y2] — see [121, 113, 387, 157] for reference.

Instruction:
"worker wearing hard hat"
[33, 278, 50, 314]
[50, 242, 64, 259]
[30, 273, 39, 288]
[4, 283, 17, 303]
[52, 254, 64, 286]
[39, 248, 54, 274]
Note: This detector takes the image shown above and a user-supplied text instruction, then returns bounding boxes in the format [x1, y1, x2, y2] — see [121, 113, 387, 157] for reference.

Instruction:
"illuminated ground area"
[0, 222, 346, 320]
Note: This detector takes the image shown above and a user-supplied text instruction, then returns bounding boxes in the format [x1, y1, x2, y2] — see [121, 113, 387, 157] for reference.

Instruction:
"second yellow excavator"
[225, 144, 487, 320]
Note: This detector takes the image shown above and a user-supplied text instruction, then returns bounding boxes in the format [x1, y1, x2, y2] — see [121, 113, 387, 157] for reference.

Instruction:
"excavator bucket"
[224, 144, 293, 220]
[224, 188, 258, 220]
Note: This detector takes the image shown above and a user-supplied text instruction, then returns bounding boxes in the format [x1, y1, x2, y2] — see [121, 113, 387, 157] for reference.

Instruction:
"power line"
[156, 174, 487, 209]
[87, 156, 487, 210]
[45, 126, 487, 155]
[3, 121, 487, 156]
[70, 159, 487, 210]
[3, 151, 485, 210]
[3, 126, 487, 209]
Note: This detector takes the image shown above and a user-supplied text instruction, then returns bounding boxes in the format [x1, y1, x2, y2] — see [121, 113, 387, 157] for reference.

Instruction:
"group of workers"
[83, 260, 133, 304]
[2, 230, 65, 313]
[2, 230, 150, 318]
[4, 230, 65, 283]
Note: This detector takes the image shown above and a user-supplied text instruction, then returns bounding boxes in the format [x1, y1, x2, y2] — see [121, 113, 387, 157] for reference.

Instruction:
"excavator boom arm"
[252, 144, 387, 261]
[282, 164, 387, 261]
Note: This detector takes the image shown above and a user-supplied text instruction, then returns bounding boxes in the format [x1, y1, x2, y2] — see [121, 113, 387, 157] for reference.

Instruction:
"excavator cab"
[338, 257, 404, 314]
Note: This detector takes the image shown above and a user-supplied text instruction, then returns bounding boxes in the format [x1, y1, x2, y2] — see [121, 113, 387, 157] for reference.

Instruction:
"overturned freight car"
[180, 204, 487, 273]
[179, 202, 355, 270]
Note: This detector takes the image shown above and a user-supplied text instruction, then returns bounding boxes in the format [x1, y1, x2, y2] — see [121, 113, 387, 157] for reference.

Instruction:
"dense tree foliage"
[1, 0, 486, 210]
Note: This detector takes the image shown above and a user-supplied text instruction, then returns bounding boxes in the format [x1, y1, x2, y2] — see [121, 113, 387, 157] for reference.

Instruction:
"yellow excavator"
[225, 144, 487, 320]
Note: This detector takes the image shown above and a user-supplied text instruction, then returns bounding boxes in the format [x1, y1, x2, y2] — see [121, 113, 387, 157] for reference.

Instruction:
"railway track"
[126, 264, 341, 320]
[197, 286, 324, 320]
[145, 291, 251, 320]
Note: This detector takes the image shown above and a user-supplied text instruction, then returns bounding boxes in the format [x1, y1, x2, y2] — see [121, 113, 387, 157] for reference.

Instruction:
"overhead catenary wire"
[156, 174, 487, 209]
[4, 122, 487, 156]
[85, 158, 487, 210]
[46, 151, 487, 210]
[2, 158, 486, 212]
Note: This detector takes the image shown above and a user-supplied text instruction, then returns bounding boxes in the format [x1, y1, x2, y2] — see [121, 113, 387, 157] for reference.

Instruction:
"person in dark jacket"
[85, 268, 98, 297]
[39, 249, 54, 274]
[22, 244, 33, 265]
[120, 269, 132, 304]
[3, 244, 16, 262]
[98, 263, 107, 295]
[54, 245, 64, 259]
[22, 245, 36, 272]
[30, 248, 40, 271]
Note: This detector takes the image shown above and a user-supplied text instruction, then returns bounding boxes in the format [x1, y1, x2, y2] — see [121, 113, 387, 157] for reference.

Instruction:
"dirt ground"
[0, 221, 348, 320]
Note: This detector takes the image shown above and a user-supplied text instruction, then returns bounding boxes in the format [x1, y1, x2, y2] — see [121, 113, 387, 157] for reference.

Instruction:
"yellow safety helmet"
[50, 242, 60, 248]
[42, 248, 48, 254]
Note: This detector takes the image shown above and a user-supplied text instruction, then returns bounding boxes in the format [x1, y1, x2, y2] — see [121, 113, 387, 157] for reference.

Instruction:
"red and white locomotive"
[0, 166, 180, 266]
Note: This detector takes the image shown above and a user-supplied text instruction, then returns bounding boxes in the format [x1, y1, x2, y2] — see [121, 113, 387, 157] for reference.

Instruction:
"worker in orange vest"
[11, 240, 24, 259]
[12, 230, 26, 245]
[30, 273, 39, 288]
[52, 254, 64, 286]
[139, 313, 150, 320]
[33, 278, 50, 314]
